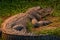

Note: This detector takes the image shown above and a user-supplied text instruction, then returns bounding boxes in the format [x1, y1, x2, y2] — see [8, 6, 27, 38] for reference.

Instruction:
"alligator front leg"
[33, 20, 52, 28]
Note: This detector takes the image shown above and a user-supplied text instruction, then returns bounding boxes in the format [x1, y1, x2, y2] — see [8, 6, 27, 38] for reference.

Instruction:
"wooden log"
[2, 33, 60, 40]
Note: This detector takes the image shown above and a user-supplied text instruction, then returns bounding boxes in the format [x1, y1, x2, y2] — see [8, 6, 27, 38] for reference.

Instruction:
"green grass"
[0, 0, 60, 26]
[0, 18, 2, 27]
[26, 21, 33, 32]
[0, 0, 60, 18]
[33, 27, 60, 37]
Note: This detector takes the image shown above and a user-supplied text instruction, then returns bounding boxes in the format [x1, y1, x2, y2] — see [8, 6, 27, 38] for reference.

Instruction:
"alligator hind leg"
[32, 18, 38, 25]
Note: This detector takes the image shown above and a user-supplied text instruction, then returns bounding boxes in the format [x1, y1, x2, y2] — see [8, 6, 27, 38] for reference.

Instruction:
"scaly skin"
[2, 6, 53, 35]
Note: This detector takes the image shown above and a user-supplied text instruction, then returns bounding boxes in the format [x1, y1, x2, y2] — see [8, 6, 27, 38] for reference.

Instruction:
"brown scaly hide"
[2, 6, 53, 36]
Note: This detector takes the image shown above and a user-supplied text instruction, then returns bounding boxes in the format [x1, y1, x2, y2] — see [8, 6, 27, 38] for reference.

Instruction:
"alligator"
[1, 6, 53, 35]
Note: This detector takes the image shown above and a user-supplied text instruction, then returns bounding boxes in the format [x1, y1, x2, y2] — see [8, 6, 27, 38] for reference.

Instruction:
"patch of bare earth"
[32, 16, 60, 32]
